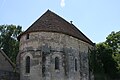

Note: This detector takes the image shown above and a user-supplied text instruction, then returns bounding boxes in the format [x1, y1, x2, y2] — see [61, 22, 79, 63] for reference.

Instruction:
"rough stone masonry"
[17, 10, 94, 80]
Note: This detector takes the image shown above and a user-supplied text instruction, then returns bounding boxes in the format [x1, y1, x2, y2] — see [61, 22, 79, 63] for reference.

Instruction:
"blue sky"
[0, 0, 120, 43]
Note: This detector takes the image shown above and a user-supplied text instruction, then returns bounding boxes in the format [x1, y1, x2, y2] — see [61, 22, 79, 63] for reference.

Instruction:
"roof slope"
[18, 10, 94, 45]
[0, 49, 15, 68]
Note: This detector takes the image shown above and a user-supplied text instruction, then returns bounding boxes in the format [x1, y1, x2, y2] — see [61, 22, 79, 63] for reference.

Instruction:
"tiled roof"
[18, 10, 94, 45]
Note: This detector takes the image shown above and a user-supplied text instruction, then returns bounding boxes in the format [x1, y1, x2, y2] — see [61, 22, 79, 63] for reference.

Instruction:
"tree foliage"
[89, 31, 120, 79]
[97, 43, 118, 77]
[105, 31, 120, 54]
[89, 45, 105, 80]
[0, 24, 22, 63]
[89, 43, 119, 79]
[105, 31, 120, 70]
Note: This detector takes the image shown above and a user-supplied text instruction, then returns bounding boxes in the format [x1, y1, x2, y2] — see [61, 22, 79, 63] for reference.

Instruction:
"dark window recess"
[26, 56, 30, 73]
[26, 34, 29, 39]
[55, 57, 59, 70]
[42, 53, 46, 77]
[75, 59, 77, 71]
[42, 65, 45, 77]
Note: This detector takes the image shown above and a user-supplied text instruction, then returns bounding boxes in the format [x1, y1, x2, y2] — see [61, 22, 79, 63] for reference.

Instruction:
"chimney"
[70, 21, 73, 24]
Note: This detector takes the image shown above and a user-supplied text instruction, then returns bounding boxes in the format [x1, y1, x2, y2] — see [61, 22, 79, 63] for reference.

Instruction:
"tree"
[89, 31, 120, 79]
[106, 31, 120, 54]
[89, 43, 119, 79]
[105, 31, 120, 70]
[0, 24, 22, 63]
[97, 43, 118, 78]
[89, 45, 105, 80]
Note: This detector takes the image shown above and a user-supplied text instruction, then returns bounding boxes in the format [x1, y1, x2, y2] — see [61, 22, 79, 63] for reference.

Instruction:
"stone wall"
[0, 70, 19, 80]
[0, 51, 14, 72]
[17, 32, 93, 80]
[0, 49, 19, 80]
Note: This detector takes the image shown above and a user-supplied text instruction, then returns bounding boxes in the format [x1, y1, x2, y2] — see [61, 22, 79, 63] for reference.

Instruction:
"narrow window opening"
[26, 34, 29, 39]
[26, 56, 30, 73]
[42, 53, 46, 77]
[55, 57, 59, 70]
[75, 59, 77, 71]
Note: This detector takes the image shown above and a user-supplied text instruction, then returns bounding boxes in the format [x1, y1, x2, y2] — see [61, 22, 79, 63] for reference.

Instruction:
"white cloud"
[60, 0, 65, 8]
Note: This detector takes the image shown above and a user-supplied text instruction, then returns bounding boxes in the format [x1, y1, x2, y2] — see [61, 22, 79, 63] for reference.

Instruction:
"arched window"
[26, 56, 30, 73]
[75, 59, 77, 71]
[55, 57, 59, 70]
